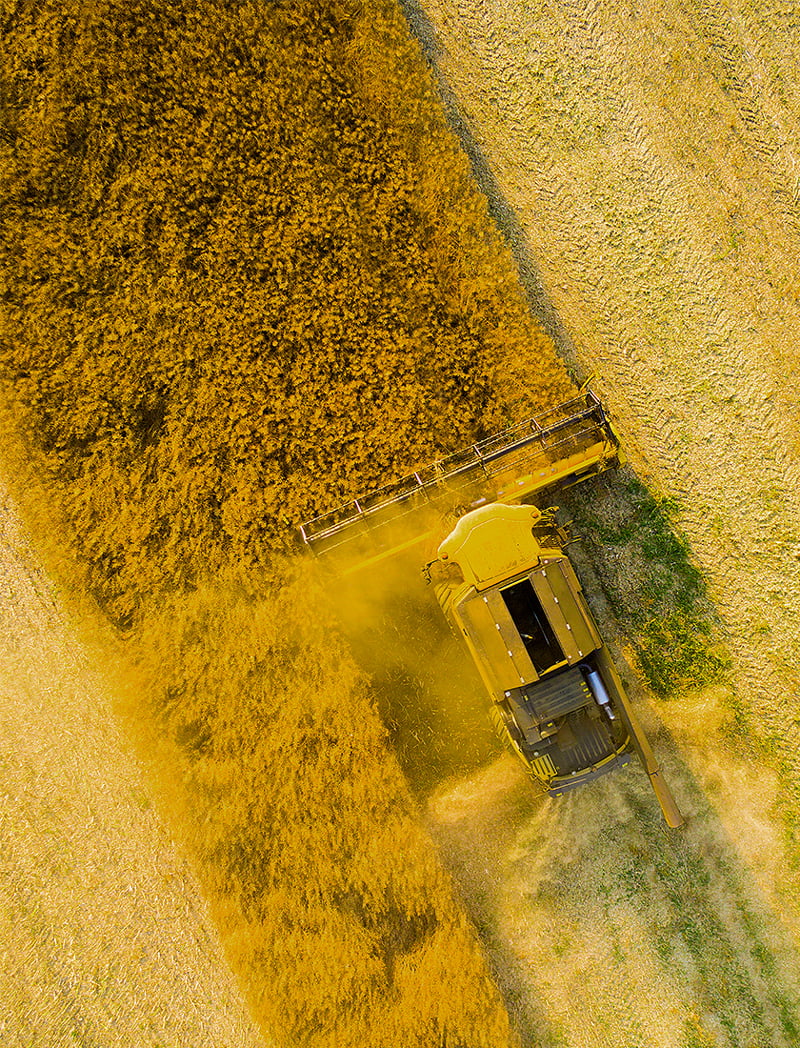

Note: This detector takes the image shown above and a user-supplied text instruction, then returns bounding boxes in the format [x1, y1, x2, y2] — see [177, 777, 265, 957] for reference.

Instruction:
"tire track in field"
[683, 0, 800, 210]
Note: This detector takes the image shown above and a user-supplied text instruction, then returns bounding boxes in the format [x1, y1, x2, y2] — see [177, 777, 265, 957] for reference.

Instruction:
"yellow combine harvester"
[300, 392, 683, 828]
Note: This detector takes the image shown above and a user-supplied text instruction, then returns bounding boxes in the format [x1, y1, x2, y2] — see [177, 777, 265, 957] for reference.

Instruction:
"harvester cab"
[300, 391, 683, 828]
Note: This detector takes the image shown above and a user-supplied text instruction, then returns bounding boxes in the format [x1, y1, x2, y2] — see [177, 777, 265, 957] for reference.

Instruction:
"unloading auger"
[300, 391, 684, 828]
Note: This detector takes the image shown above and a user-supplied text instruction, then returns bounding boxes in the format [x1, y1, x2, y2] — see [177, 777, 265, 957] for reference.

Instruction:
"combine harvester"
[300, 391, 684, 828]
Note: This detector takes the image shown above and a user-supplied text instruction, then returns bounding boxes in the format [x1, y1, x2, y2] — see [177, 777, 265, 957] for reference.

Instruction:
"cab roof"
[437, 503, 543, 591]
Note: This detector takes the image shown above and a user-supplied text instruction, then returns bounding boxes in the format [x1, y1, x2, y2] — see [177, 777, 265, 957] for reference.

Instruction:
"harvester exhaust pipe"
[581, 663, 616, 720]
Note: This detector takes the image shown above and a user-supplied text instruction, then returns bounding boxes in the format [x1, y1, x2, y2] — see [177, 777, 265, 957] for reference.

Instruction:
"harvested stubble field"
[0, 481, 267, 1048]
[4, 0, 800, 1047]
[402, 0, 800, 1044]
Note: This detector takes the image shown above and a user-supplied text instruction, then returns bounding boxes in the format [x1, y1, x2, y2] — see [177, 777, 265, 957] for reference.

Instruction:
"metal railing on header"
[299, 390, 618, 556]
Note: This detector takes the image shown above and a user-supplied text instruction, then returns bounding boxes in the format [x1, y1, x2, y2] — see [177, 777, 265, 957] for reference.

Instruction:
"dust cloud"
[321, 477, 800, 1046]
[315, 474, 800, 1046]
[320, 509, 796, 1045]
[324, 527, 501, 796]
[426, 689, 800, 1048]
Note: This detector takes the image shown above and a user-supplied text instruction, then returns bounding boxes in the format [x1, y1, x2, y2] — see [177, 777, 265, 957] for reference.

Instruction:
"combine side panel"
[531, 561, 601, 662]
[455, 590, 537, 692]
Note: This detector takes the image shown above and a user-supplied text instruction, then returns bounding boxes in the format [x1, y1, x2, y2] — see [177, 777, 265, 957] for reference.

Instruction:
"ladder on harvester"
[299, 390, 623, 568]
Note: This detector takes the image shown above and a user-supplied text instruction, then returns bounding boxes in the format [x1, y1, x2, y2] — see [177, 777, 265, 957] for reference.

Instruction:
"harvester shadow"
[332, 472, 800, 1046]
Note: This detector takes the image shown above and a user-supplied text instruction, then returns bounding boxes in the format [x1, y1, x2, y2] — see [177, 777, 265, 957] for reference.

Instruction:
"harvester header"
[300, 390, 622, 568]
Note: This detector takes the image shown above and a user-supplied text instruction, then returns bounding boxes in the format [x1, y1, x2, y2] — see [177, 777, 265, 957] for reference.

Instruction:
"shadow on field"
[329, 469, 800, 1047]
[398, 0, 582, 373]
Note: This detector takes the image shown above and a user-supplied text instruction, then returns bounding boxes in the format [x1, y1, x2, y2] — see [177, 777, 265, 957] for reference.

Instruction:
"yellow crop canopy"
[438, 504, 544, 590]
